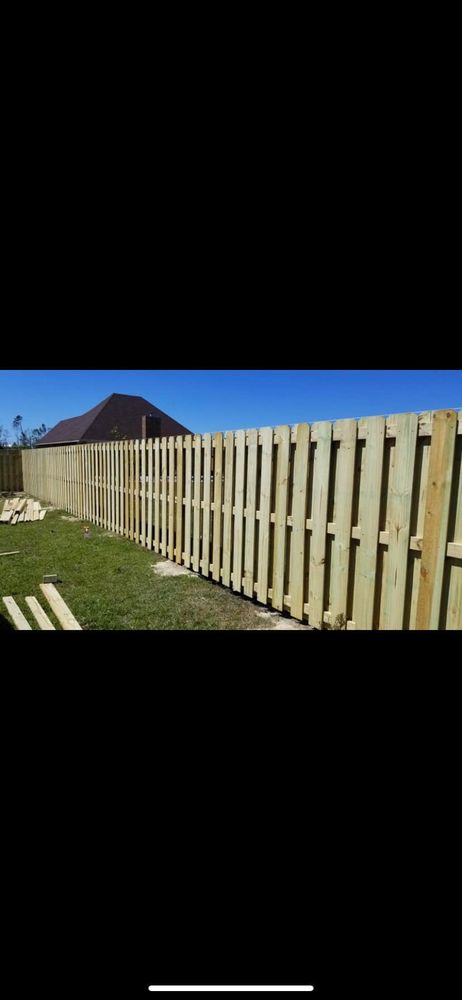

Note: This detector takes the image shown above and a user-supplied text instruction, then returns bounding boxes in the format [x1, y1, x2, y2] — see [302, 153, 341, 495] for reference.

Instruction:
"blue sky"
[0, 369, 461, 439]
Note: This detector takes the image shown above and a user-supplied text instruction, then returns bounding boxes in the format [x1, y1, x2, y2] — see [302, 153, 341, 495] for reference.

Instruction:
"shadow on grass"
[0, 612, 14, 631]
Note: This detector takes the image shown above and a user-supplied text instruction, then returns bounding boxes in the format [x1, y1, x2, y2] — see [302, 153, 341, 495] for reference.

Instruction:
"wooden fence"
[21, 409, 462, 629]
[0, 449, 23, 492]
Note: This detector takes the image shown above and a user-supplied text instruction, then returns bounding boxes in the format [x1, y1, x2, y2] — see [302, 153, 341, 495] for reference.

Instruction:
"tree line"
[0, 415, 48, 449]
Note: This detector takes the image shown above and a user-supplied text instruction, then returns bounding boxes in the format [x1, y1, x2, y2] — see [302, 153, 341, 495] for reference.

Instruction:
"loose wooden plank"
[3, 596, 32, 630]
[0, 509, 13, 523]
[33, 502, 40, 522]
[168, 437, 175, 560]
[257, 428, 274, 605]
[0, 550, 20, 556]
[193, 435, 202, 573]
[288, 423, 310, 620]
[176, 437, 183, 564]
[416, 409, 458, 629]
[243, 428, 258, 598]
[308, 422, 333, 628]
[222, 431, 235, 587]
[40, 583, 82, 630]
[232, 430, 246, 591]
[184, 436, 192, 567]
[329, 419, 356, 627]
[25, 596, 56, 631]
[212, 433, 223, 582]
[39, 510, 46, 521]
[353, 416, 385, 630]
[272, 426, 291, 610]
[382, 412, 418, 629]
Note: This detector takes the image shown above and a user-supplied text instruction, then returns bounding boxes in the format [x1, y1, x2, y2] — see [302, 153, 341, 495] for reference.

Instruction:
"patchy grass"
[0, 507, 274, 630]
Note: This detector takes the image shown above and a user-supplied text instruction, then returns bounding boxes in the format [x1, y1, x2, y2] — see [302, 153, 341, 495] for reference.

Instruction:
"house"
[35, 393, 192, 447]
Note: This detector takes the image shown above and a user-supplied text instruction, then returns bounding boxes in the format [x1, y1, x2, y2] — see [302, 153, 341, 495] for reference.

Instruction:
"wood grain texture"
[416, 410, 458, 629]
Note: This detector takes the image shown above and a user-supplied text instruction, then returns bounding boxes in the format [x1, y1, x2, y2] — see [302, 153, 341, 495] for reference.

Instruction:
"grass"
[0, 505, 274, 631]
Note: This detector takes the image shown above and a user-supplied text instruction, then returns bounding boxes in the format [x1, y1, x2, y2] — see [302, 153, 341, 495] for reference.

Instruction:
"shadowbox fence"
[0, 449, 23, 492]
[21, 409, 462, 630]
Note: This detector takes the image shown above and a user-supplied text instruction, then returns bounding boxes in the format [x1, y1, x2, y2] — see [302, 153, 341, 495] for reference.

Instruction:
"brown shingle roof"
[36, 393, 192, 446]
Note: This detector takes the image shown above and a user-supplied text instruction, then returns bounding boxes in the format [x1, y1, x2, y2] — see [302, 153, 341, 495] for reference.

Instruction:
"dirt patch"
[253, 609, 313, 631]
[152, 560, 197, 579]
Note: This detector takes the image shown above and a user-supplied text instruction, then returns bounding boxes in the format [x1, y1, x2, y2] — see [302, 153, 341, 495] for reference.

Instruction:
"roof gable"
[37, 393, 192, 446]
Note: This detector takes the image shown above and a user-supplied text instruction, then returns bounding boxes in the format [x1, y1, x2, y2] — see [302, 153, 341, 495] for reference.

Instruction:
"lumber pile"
[0, 497, 47, 525]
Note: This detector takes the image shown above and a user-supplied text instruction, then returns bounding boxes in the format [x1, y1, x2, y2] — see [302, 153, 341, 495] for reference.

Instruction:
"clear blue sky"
[0, 370, 461, 440]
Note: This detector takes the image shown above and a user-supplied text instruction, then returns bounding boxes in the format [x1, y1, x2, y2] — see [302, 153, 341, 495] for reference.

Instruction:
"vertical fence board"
[244, 429, 258, 598]
[382, 413, 418, 629]
[147, 439, 153, 551]
[446, 441, 462, 630]
[193, 435, 202, 573]
[134, 441, 139, 544]
[309, 422, 332, 628]
[354, 417, 385, 631]
[161, 438, 168, 557]
[232, 430, 246, 592]
[330, 419, 356, 627]
[416, 409, 458, 629]
[184, 436, 192, 568]
[141, 439, 146, 548]
[272, 426, 291, 611]
[168, 437, 175, 560]
[257, 428, 274, 605]
[222, 431, 235, 588]
[176, 437, 184, 564]
[290, 423, 310, 621]
[154, 438, 160, 554]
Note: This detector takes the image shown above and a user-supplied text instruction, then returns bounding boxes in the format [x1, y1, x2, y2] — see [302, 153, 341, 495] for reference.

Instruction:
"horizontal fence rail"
[21, 409, 462, 630]
[0, 449, 23, 492]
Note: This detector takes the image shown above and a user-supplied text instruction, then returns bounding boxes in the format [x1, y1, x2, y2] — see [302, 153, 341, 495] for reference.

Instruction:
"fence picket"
[257, 428, 274, 605]
[176, 437, 184, 564]
[232, 430, 246, 592]
[272, 426, 290, 611]
[222, 431, 235, 587]
[243, 428, 258, 598]
[382, 413, 418, 629]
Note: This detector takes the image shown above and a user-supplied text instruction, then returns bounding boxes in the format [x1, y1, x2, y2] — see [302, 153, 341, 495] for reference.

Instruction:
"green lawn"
[0, 506, 273, 631]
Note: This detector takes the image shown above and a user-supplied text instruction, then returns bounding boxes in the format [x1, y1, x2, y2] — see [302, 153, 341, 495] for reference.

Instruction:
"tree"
[11, 415, 48, 448]
[0, 425, 8, 448]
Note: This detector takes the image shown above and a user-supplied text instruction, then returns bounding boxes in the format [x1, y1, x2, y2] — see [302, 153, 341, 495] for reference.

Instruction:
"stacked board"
[0, 497, 47, 524]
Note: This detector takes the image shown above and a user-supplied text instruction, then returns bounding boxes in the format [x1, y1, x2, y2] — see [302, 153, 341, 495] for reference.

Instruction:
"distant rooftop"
[36, 393, 192, 446]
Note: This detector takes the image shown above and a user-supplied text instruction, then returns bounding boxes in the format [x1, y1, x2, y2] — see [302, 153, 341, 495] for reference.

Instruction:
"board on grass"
[40, 584, 82, 630]
[3, 596, 32, 630]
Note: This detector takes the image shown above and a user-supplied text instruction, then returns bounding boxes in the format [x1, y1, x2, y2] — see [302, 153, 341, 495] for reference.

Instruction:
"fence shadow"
[0, 612, 14, 631]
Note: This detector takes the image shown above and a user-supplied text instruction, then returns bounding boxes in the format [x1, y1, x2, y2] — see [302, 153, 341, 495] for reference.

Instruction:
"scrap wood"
[0, 551, 20, 557]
